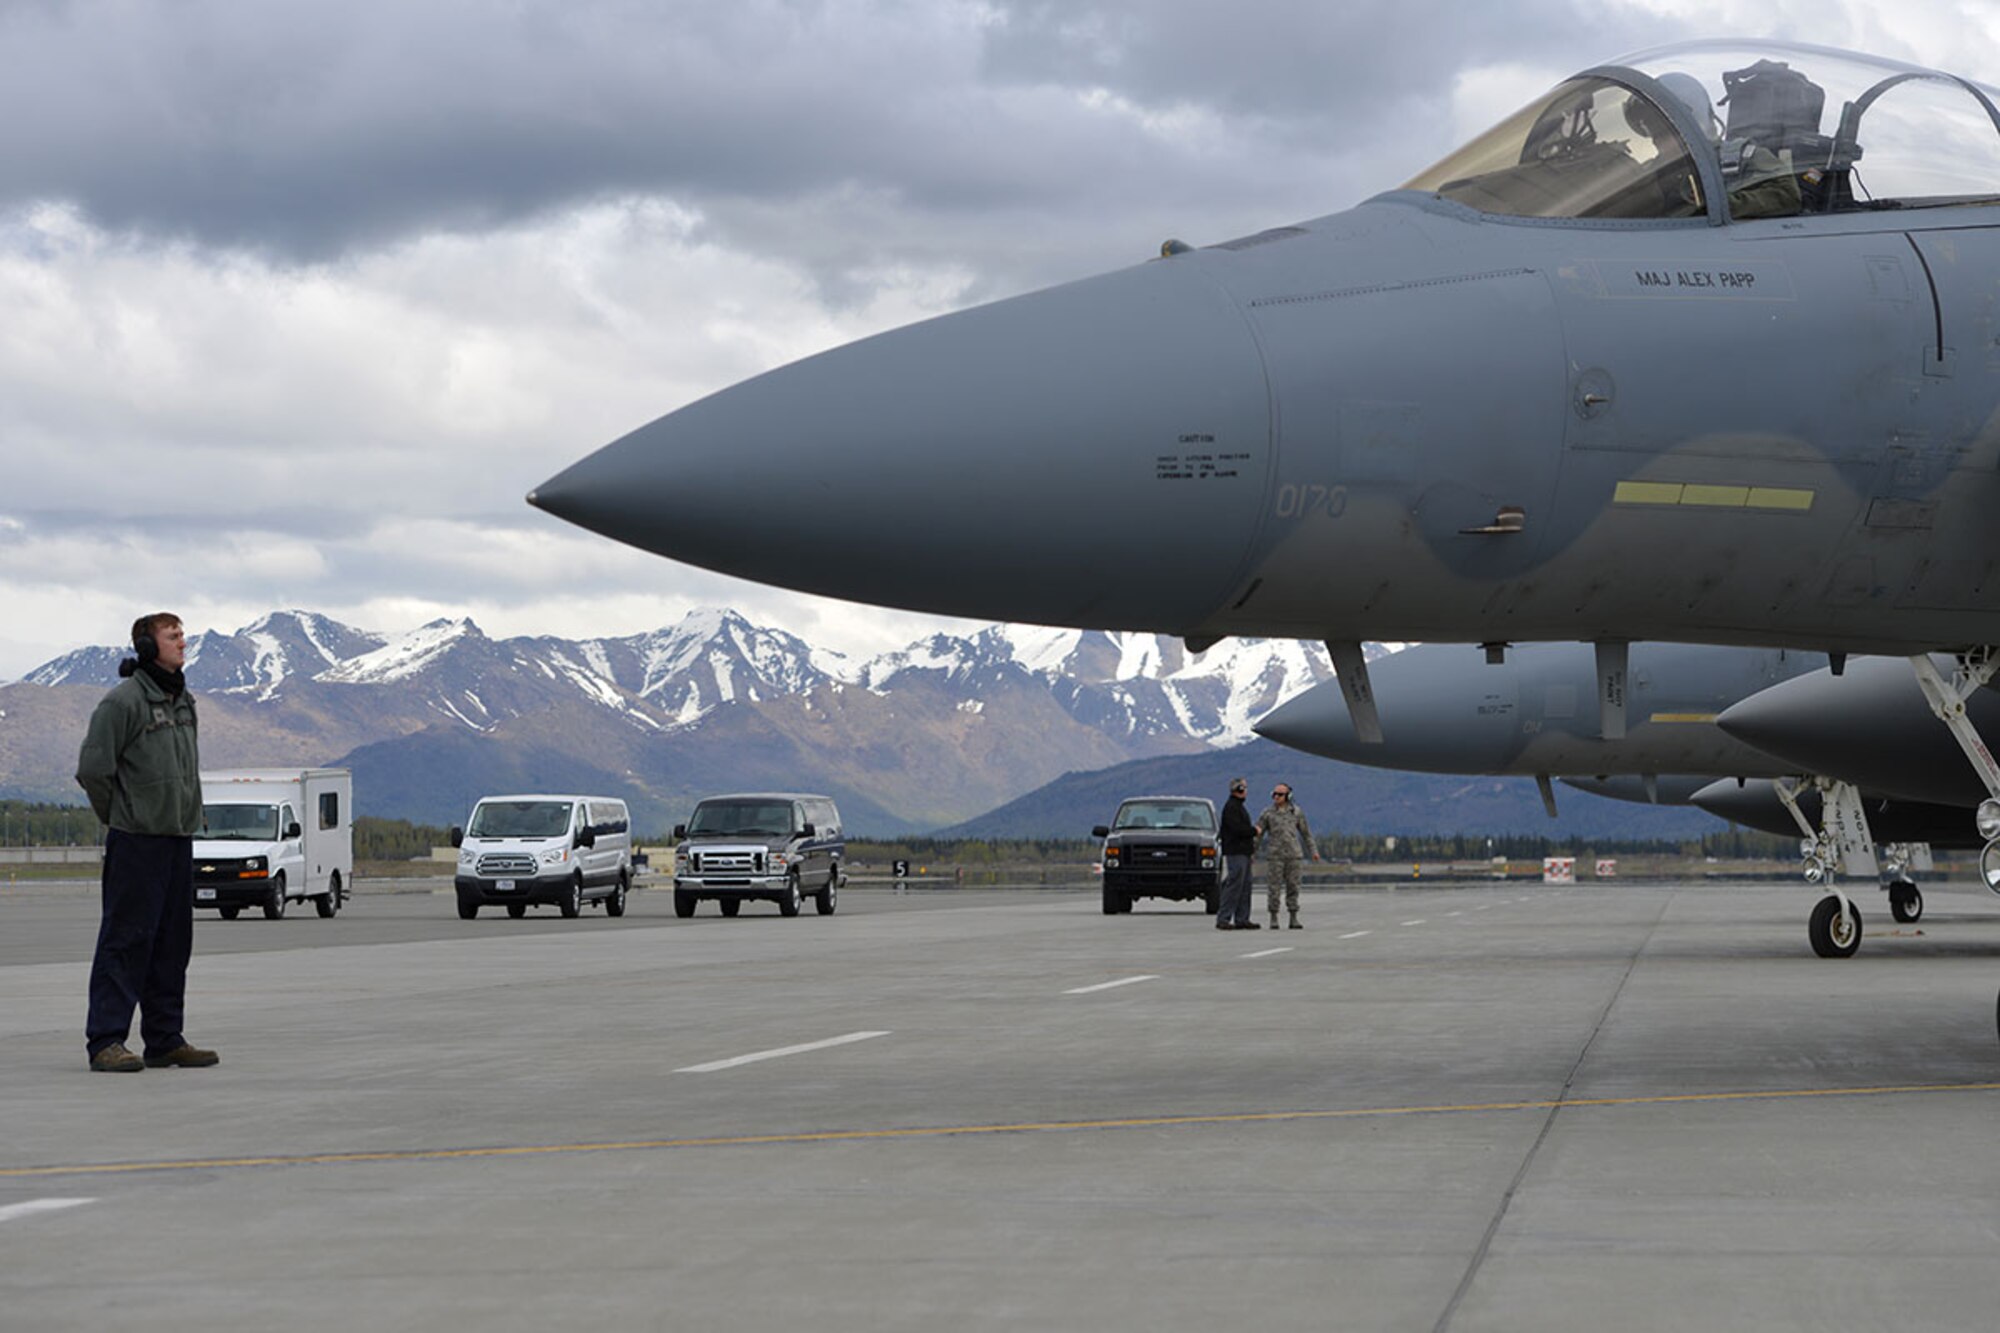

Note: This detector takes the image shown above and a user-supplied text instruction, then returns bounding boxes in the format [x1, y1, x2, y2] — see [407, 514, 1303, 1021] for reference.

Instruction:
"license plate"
[196, 889, 216, 901]
[495, 879, 516, 891]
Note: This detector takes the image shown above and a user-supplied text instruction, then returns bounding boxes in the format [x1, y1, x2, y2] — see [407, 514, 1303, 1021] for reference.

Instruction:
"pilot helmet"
[1654, 72, 1719, 143]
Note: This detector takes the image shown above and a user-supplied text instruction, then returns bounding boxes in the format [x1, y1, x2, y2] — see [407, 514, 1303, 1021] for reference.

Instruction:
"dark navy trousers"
[86, 829, 194, 1059]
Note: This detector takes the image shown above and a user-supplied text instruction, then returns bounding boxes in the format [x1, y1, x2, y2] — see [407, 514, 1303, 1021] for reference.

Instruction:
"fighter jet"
[533, 40, 2000, 951]
[1255, 640, 1950, 950]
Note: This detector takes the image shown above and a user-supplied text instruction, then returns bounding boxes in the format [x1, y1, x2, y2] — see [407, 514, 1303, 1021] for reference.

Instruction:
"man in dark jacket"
[75, 612, 219, 1072]
[1216, 777, 1259, 930]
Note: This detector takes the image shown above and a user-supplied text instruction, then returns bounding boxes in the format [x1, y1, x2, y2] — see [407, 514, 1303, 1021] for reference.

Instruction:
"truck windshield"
[201, 804, 279, 840]
[1112, 801, 1215, 832]
[687, 801, 796, 838]
[467, 801, 573, 838]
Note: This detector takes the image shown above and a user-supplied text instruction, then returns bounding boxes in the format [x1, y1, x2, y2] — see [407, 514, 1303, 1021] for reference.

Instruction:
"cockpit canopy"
[1403, 40, 2000, 222]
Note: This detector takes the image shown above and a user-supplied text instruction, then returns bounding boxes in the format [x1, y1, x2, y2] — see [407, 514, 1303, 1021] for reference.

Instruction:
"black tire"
[219, 906, 240, 920]
[559, 874, 583, 919]
[316, 870, 341, 918]
[507, 903, 527, 919]
[674, 890, 697, 918]
[1102, 883, 1129, 915]
[1203, 887, 1220, 915]
[720, 898, 742, 918]
[457, 898, 479, 920]
[779, 871, 803, 917]
[606, 874, 629, 917]
[1889, 883, 1923, 924]
[263, 871, 287, 920]
[815, 867, 838, 916]
[1809, 894, 1863, 958]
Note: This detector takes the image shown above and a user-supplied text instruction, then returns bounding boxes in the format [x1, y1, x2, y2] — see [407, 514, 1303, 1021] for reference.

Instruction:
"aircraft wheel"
[1889, 883, 1923, 924]
[1808, 894, 1863, 958]
[673, 890, 696, 918]
[719, 898, 741, 917]
[507, 904, 527, 919]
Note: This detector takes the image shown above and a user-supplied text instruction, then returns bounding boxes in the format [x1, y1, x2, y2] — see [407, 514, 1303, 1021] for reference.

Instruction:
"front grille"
[693, 850, 764, 874]
[195, 858, 250, 881]
[476, 853, 538, 877]
[1123, 842, 1196, 868]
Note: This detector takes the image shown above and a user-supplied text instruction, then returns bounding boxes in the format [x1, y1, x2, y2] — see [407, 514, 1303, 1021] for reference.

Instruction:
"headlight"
[540, 848, 569, 865]
[243, 856, 265, 871]
[457, 849, 473, 866]
[770, 852, 789, 869]
[674, 847, 688, 866]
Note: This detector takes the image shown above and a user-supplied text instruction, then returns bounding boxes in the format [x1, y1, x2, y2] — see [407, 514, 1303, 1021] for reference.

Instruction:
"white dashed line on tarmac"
[1065, 975, 1159, 995]
[675, 1031, 890, 1073]
[0, 1199, 95, 1225]
[1402, 920, 1427, 927]
[1241, 947, 1293, 959]
[1339, 930, 1371, 939]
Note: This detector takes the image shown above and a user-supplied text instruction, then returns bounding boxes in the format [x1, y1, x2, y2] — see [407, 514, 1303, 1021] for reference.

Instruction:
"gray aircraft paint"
[1715, 653, 2000, 806]
[532, 41, 2000, 661]
[1252, 640, 1813, 778]
[1690, 777, 1978, 845]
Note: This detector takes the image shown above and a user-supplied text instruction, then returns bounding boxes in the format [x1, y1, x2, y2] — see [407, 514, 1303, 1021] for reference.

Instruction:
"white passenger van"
[451, 794, 633, 920]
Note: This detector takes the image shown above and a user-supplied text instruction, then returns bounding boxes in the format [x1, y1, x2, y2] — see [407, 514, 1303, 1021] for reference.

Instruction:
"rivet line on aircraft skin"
[0, 1198, 95, 1224]
[1064, 975, 1159, 995]
[1241, 947, 1293, 959]
[10, 1085, 1999, 1181]
[674, 1031, 890, 1073]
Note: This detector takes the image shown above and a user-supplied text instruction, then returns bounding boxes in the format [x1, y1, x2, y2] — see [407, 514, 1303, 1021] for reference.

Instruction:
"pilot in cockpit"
[1647, 71, 1803, 219]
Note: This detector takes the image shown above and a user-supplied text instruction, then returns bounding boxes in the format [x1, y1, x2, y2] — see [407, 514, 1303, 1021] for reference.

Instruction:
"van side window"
[319, 791, 339, 830]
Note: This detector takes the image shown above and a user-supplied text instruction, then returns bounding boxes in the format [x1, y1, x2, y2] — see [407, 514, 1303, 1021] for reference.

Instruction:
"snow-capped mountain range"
[7, 608, 1384, 832]
[21, 608, 1356, 748]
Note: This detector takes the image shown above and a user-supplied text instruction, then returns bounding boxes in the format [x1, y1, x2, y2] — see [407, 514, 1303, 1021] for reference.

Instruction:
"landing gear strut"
[1773, 776, 1872, 959]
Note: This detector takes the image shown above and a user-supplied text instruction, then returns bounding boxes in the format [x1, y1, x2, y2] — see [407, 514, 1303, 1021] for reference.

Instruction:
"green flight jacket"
[75, 672, 203, 836]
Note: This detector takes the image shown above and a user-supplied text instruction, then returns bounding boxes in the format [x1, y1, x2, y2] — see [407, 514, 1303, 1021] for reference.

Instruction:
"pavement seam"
[1430, 888, 1673, 1333]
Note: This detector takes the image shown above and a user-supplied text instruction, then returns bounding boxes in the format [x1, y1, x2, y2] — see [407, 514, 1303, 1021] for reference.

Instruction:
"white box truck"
[195, 768, 354, 920]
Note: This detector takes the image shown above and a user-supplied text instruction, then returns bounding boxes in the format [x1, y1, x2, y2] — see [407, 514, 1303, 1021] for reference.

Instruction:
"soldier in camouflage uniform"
[1256, 783, 1321, 930]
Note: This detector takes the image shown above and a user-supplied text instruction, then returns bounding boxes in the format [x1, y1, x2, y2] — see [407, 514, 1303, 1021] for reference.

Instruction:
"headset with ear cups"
[134, 629, 158, 665]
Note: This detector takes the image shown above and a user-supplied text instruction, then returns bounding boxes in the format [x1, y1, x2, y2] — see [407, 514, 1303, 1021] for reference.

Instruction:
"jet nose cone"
[1253, 683, 1361, 758]
[532, 255, 1272, 629]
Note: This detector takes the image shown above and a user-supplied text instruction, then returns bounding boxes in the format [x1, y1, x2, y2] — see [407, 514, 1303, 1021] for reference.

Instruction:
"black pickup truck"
[1093, 796, 1222, 915]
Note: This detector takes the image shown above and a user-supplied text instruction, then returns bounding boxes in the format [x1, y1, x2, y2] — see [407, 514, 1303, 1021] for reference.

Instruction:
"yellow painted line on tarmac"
[6, 1082, 2000, 1180]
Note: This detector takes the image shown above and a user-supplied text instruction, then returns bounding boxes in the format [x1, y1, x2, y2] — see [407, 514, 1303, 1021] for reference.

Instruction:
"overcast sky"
[5, 0, 1998, 677]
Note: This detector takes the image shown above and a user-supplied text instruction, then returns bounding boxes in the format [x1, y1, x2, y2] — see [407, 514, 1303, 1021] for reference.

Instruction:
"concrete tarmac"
[3, 879, 1998, 1331]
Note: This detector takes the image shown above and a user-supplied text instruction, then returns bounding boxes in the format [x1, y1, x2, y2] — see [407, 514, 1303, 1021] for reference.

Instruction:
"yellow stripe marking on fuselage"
[1614, 481, 1814, 511]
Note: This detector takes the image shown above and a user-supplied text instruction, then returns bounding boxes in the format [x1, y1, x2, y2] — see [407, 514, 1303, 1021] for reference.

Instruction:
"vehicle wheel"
[1889, 882, 1923, 924]
[1102, 884, 1129, 915]
[507, 903, 527, 919]
[559, 874, 583, 919]
[1203, 887, 1220, 915]
[720, 898, 741, 918]
[815, 867, 838, 915]
[219, 906, 240, 920]
[316, 870, 341, 918]
[674, 890, 697, 918]
[457, 898, 479, 920]
[263, 871, 287, 920]
[1809, 894, 1863, 958]
[779, 871, 803, 917]
[606, 873, 629, 917]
